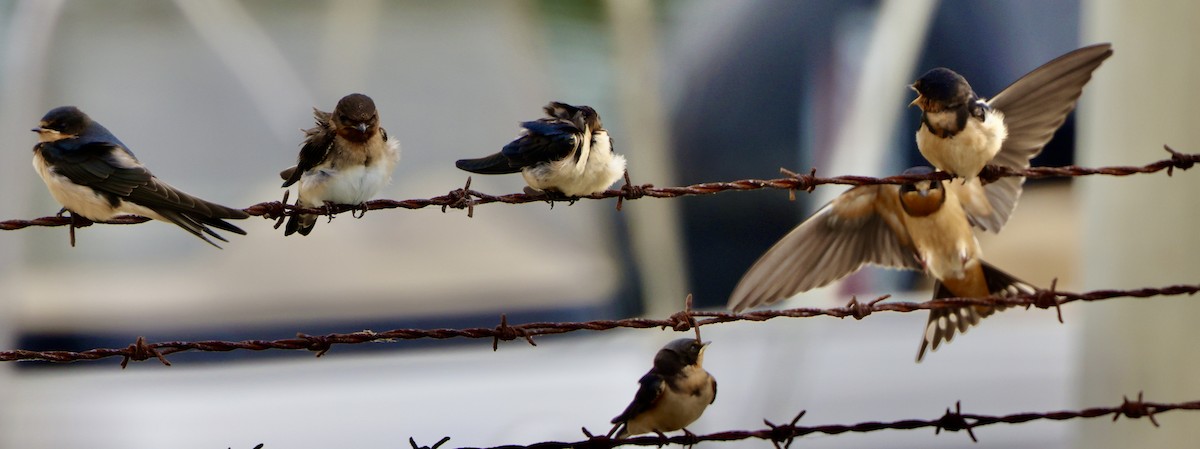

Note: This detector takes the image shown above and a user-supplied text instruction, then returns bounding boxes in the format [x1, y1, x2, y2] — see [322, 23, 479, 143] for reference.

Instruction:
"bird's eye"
[339, 114, 350, 122]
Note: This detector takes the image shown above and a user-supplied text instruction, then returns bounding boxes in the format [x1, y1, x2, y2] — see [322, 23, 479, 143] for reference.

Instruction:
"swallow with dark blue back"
[456, 102, 626, 197]
[910, 43, 1112, 231]
[609, 338, 717, 439]
[32, 106, 249, 248]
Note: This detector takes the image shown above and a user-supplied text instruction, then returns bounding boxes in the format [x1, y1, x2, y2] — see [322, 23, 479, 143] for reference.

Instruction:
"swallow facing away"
[727, 167, 1034, 361]
[455, 102, 626, 197]
[279, 93, 400, 236]
[910, 43, 1112, 231]
[609, 338, 717, 439]
[31, 106, 249, 248]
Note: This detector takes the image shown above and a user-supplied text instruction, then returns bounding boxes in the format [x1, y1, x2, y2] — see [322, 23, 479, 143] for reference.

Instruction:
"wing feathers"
[728, 186, 921, 312]
[971, 44, 1112, 232]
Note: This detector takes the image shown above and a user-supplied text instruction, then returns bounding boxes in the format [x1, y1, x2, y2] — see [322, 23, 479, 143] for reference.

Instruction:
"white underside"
[32, 151, 165, 222]
[916, 108, 1007, 179]
[522, 130, 626, 196]
[296, 137, 400, 207]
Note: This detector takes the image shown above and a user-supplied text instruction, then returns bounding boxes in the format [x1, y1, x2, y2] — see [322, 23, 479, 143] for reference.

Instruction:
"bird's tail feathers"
[916, 262, 1035, 361]
[283, 213, 316, 236]
[455, 153, 521, 174]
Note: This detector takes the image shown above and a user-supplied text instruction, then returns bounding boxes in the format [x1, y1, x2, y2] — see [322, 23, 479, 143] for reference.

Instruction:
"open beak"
[908, 83, 923, 108]
[909, 94, 923, 108]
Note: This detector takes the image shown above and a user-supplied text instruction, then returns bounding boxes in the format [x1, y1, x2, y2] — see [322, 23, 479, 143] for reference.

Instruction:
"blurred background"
[0, 0, 1197, 448]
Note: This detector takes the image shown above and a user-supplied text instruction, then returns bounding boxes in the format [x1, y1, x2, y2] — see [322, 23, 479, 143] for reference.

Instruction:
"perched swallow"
[455, 102, 626, 197]
[727, 167, 1034, 361]
[279, 93, 400, 236]
[609, 338, 717, 439]
[910, 43, 1112, 231]
[31, 106, 249, 248]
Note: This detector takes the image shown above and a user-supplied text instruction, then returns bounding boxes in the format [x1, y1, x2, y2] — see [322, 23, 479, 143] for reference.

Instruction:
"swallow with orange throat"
[727, 167, 1036, 361]
[280, 93, 401, 236]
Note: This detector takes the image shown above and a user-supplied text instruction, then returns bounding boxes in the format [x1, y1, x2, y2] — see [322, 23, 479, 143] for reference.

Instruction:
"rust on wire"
[2, 147, 1195, 231]
[447, 393, 1196, 449]
[0, 283, 1195, 366]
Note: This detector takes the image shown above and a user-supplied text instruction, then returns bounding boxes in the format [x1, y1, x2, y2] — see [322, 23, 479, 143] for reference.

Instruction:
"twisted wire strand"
[2, 283, 1194, 366]
[2, 146, 1193, 230]
[442, 392, 1188, 449]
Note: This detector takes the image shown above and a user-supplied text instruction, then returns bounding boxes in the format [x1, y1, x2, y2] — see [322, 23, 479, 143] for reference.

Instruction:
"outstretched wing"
[973, 43, 1112, 232]
[727, 185, 922, 312]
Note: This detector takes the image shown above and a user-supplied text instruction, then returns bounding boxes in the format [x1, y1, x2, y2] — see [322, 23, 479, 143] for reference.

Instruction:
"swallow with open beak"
[727, 167, 1034, 361]
[280, 93, 400, 236]
[609, 338, 717, 438]
[910, 43, 1111, 231]
[31, 106, 249, 248]
[455, 102, 626, 197]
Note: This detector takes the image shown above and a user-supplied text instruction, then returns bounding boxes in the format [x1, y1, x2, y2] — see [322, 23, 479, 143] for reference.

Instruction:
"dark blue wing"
[455, 152, 523, 174]
[39, 139, 247, 243]
[611, 372, 665, 424]
[500, 119, 581, 166]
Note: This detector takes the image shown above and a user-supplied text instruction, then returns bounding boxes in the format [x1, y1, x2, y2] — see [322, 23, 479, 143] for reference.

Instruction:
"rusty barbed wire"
[2, 283, 1194, 366]
[1, 146, 1193, 230]
[443, 392, 1193, 449]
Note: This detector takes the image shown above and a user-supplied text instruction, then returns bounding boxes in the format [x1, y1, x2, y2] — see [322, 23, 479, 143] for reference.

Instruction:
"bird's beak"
[355, 123, 368, 133]
[30, 127, 43, 133]
[909, 94, 922, 108]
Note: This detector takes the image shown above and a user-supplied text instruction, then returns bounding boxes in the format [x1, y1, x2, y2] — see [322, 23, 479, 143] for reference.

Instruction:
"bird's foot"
[523, 186, 569, 208]
[322, 201, 337, 223]
[352, 202, 369, 219]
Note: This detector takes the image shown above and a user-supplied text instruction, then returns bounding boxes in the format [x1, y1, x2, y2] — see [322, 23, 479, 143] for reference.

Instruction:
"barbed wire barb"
[2, 148, 1195, 231]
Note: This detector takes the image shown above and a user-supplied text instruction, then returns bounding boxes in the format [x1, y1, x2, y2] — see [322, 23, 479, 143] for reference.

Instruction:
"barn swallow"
[279, 93, 400, 236]
[911, 43, 1112, 231]
[727, 167, 1034, 361]
[455, 102, 626, 197]
[31, 106, 249, 248]
[609, 338, 717, 439]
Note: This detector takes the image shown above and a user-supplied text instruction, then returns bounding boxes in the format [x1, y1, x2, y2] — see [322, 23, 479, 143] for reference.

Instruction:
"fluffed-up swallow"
[910, 43, 1112, 231]
[279, 93, 400, 236]
[727, 167, 1034, 361]
[31, 106, 249, 248]
[609, 338, 717, 439]
[455, 102, 626, 197]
